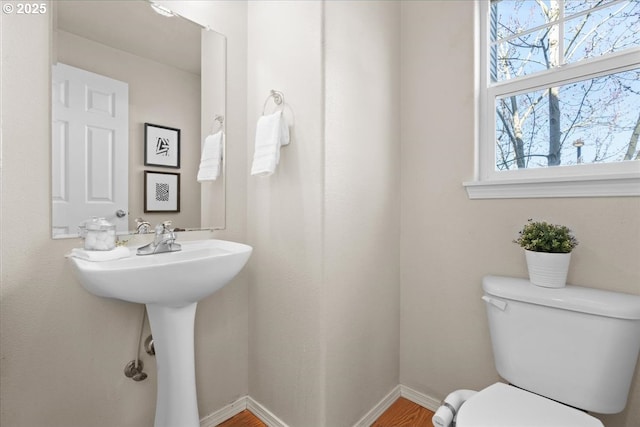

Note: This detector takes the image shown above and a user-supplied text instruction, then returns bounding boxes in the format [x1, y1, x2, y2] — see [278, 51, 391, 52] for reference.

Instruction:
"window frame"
[465, 0, 640, 199]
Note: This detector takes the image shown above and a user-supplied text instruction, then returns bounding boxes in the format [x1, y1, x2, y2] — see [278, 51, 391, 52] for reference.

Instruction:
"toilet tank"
[482, 275, 640, 414]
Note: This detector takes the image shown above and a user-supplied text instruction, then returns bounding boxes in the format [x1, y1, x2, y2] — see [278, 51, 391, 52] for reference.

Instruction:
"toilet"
[433, 275, 640, 427]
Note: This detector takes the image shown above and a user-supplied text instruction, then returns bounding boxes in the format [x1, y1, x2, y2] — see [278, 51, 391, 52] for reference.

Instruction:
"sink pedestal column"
[146, 302, 200, 427]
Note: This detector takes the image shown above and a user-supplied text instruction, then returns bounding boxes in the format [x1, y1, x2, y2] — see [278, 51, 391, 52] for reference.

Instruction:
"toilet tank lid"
[483, 275, 640, 320]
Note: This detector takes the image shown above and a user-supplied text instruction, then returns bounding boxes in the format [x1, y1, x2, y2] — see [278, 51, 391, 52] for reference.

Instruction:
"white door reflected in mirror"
[52, 63, 129, 237]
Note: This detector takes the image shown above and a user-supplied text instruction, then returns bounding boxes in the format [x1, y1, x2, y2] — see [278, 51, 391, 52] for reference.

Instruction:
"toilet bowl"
[433, 275, 640, 427]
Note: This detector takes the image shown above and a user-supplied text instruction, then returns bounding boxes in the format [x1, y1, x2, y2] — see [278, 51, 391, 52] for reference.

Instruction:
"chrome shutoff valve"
[124, 359, 147, 382]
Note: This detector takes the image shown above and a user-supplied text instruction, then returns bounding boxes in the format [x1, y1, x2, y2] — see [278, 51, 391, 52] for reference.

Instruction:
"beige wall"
[0, 1, 249, 426]
[399, 2, 640, 427]
[324, 1, 401, 425]
[246, 1, 325, 425]
[246, 1, 401, 425]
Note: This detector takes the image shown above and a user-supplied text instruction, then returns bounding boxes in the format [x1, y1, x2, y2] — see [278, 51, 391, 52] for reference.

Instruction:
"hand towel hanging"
[197, 131, 223, 182]
[251, 110, 289, 176]
[67, 246, 131, 262]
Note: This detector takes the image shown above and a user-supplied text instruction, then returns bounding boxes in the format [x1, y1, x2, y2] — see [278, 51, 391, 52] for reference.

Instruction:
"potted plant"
[514, 220, 578, 288]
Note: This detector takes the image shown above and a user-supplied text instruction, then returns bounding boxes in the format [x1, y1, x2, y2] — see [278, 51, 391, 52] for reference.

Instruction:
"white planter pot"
[525, 250, 571, 288]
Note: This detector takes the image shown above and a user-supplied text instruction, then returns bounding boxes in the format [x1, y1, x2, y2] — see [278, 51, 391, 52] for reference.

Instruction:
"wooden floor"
[217, 397, 434, 426]
[217, 409, 265, 427]
[371, 398, 434, 427]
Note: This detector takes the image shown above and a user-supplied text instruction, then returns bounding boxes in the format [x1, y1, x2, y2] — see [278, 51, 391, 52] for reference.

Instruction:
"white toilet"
[433, 275, 640, 427]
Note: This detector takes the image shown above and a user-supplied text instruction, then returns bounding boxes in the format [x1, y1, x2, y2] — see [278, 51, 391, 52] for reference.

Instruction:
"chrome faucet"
[134, 217, 151, 234]
[136, 221, 182, 255]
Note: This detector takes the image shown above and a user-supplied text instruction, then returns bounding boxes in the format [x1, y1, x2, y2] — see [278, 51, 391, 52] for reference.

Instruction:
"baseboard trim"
[352, 385, 401, 427]
[246, 397, 289, 427]
[199, 384, 440, 427]
[199, 396, 289, 427]
[200, 396, 248, 427]
[400, 384, 441, 412]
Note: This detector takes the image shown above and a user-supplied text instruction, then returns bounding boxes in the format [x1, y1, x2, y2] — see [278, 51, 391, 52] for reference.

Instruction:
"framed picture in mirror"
[144, 171, 180, 213]
[144, 123, 180, 168]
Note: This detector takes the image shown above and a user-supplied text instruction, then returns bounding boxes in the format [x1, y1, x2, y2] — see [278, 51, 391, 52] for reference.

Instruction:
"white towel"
[251, 111, 289, 176]
[68, 246, 131, 262]
[197, 131, 223, 182]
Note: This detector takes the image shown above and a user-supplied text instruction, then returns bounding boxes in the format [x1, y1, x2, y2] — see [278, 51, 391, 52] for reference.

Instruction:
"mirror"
[51, 0, 226, 238]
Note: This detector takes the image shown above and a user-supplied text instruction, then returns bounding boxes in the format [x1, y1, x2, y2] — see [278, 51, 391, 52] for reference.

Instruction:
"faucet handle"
[154, 224, 165, 235]
[162, 220, 173, 231]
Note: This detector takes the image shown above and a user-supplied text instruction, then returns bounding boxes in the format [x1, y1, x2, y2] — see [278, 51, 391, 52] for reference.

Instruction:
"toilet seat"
[455, 383, 604, 427]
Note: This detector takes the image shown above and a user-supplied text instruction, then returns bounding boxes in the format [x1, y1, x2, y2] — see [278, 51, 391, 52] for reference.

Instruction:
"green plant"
[514, 219, 578, 253]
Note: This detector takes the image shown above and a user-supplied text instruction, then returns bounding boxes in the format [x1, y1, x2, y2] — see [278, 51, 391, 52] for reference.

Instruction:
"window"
[466, 0, 640, 198]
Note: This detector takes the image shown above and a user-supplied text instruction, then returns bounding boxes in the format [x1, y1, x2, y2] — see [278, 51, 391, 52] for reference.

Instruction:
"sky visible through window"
[489, 0, 640, 170]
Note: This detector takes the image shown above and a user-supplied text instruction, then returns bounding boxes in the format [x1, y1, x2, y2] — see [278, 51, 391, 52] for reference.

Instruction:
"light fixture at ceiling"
[150, 2, 174, 17]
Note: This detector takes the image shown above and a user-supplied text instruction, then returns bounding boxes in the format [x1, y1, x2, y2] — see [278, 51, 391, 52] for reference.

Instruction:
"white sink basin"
[69, 239, 252, 306]
[68, 239, 252, 427]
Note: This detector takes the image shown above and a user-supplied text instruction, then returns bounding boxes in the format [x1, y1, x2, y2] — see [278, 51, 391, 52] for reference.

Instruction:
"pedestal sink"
[68, 239, 252, 427]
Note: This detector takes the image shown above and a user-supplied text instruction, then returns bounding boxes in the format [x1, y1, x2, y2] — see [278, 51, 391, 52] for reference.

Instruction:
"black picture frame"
[144, 171, 180, 213]
[144, 123, 180, 168]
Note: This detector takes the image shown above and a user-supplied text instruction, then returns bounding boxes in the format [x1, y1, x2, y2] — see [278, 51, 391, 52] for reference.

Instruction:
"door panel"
[52, 63, 128, 237]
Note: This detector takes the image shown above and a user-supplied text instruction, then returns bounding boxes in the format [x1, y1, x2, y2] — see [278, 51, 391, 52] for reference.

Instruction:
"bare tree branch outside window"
[490, 0, 640, 170]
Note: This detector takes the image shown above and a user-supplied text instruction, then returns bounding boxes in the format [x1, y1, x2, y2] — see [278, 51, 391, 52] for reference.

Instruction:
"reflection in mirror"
[51, 0, 226, 238]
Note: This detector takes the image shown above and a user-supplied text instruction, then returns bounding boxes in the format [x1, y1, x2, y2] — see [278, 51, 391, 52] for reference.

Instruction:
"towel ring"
[262, 90, 285, 115]
[212, 115, 224, 133]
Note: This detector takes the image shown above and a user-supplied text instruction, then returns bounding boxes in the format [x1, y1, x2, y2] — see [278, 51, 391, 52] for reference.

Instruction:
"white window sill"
[463, 174, 640, 199]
